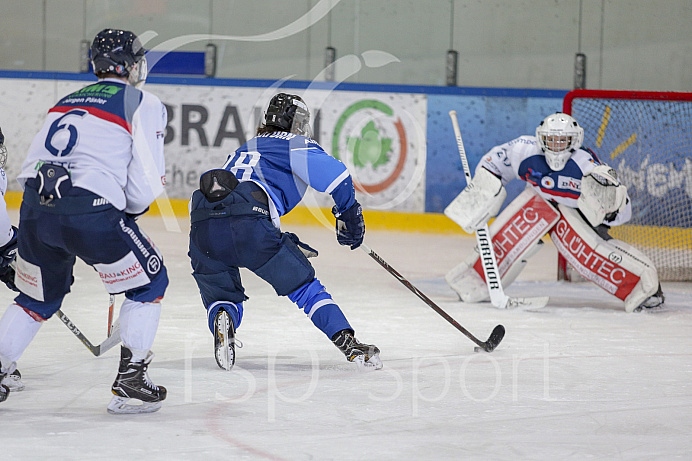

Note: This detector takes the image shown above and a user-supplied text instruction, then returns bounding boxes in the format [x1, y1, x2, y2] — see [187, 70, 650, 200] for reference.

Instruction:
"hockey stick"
[360, 244, 504, 352]
[448, 110, 549, 309]
[56, 308, 121, 357]
[9, 262, 121, 356]
[107, 294, 116, 337]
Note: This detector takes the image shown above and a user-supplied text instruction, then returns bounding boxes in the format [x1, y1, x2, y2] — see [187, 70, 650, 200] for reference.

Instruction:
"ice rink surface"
[2, 212, 691, 460]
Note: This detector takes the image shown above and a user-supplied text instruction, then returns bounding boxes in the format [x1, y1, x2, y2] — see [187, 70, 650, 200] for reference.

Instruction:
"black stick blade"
[482, 325, 505, 352]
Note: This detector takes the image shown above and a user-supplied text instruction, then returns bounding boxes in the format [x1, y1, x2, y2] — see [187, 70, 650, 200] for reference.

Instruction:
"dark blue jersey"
[223, 132, 355, 223]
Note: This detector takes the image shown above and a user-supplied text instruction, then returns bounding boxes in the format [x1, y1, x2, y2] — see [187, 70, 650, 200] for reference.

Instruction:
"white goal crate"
[558, 89, 692, 282]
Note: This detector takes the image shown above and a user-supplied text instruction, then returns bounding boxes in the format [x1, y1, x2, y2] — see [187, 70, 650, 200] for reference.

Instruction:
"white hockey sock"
[120, 298, 162, 361]
[0, 303, 43, 366]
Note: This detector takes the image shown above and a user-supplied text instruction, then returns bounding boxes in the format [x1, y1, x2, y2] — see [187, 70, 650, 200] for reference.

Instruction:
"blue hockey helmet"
[91, 29, 148, 87]
[264, 93, 311, 136]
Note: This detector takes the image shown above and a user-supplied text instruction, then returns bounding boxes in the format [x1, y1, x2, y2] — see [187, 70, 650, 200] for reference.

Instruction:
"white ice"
[2, 212, 691, 460]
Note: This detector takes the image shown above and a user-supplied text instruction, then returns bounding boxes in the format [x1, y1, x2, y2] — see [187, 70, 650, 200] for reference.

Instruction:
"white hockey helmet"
[536, 112, 584, 171]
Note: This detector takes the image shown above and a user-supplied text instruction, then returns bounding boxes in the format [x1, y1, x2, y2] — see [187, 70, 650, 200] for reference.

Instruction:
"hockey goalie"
[444, 113, 664, 312]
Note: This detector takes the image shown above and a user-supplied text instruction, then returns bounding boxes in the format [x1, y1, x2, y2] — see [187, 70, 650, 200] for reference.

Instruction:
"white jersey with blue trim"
[478, 135, 631, 226]
[18, 78, 167, 214]
[223, 132, 351, 226]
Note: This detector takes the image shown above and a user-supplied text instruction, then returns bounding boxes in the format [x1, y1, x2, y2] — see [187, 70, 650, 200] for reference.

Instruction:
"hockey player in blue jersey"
[445, 113, 664, 312]
[0, 29, 169, 411]
[189, 93, 382, 370]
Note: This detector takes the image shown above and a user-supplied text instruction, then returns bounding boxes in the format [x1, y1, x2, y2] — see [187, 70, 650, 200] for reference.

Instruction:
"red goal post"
[559, 89, 692, 282]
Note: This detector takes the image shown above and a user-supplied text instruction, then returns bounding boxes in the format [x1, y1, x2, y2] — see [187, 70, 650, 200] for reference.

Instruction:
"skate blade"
[215, 346, 235, 371]
[353, 354, 383, 371]
[107, 396, 163, 414]
[215, 312, 235, 371]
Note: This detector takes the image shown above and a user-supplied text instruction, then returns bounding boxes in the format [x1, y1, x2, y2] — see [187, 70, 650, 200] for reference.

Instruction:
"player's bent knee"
[192, 271, 246, 306]
[253, 243, 315, 296]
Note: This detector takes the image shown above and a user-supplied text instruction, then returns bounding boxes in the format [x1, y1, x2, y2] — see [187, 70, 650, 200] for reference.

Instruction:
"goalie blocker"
[447, 188, 660, 312]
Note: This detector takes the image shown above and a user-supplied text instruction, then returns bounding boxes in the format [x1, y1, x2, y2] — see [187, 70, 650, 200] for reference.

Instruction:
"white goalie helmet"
[536, 113, 584, 171]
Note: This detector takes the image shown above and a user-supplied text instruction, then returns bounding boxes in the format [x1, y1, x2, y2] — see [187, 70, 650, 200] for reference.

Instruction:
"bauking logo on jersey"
[95, 252, 151, 293]
[550, 216, 639, 300]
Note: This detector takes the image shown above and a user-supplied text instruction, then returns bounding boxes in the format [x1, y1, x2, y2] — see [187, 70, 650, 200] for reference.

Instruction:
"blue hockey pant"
[15, 188, 168, 320]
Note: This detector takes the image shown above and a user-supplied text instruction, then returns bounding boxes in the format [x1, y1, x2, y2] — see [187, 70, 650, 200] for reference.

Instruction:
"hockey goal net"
[559, 89, 692, 282]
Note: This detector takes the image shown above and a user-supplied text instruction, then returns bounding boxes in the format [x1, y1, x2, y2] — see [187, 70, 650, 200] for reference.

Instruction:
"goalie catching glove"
[332, 201, 365, 250]
[444, 167, 507, 233]
[578, 164, 629, 227]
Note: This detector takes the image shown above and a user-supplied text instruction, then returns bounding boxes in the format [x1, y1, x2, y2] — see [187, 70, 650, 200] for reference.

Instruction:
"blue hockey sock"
[206, 301, 243, 334]
[288, 278, 351, 339]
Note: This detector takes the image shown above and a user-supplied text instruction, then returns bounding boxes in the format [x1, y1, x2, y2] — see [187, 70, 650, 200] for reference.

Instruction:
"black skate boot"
[332, 329, 382, 370]
[634, 284, 665, 312]
[214, 309, 236, 371]
[108, 346, 167, 414]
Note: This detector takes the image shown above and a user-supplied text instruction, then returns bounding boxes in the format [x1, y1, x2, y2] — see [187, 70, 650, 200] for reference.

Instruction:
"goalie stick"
[360, 243, 504, 352]
[448, 110, 549, 309]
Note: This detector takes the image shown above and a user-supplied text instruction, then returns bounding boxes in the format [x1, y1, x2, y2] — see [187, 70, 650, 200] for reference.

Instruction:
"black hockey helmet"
[264, 93, 311, 136]
[0, 126, 6, 169]
[91, 29, 147, 86]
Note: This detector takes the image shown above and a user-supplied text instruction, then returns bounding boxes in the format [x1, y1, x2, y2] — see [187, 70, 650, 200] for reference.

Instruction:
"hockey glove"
[284, 232, 318, 258]
[0, 226, 18, 291]
[332, 201, 365, 250]
[0, 266, 17, 292]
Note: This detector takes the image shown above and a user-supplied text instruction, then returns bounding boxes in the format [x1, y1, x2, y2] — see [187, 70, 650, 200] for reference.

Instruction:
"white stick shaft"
[449, 110, 472, 182]
[448, 110, 509, 309]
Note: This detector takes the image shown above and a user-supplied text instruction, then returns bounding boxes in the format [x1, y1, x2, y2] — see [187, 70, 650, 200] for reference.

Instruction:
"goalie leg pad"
[447, 188, 558, 300]
[445, 255, 490, 303]
[550, 205, 660, 312]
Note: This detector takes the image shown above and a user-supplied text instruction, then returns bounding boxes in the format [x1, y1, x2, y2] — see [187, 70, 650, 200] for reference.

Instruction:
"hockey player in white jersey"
[189, 93, 382, 370]
[445, 113, 664, 312]
[0, 29, 169, 412]
[0, 127, 22, 402]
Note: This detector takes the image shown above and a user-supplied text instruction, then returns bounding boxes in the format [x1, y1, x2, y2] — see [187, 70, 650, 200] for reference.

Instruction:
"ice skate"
[332, 329, 382, 370]
[108, 346, 166, 414]
[0, 373, 8, 403]
[214, 309, 236, 371]
[1, 368, 24, 392]
[634, 284, 665, 312]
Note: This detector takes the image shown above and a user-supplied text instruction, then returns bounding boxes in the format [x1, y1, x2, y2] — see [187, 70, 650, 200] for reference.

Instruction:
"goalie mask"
[91, 29, 148, 88]
[264, 93, 311, 136]
[0, 126, 6, 169]
[536, 113, 584, 171]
